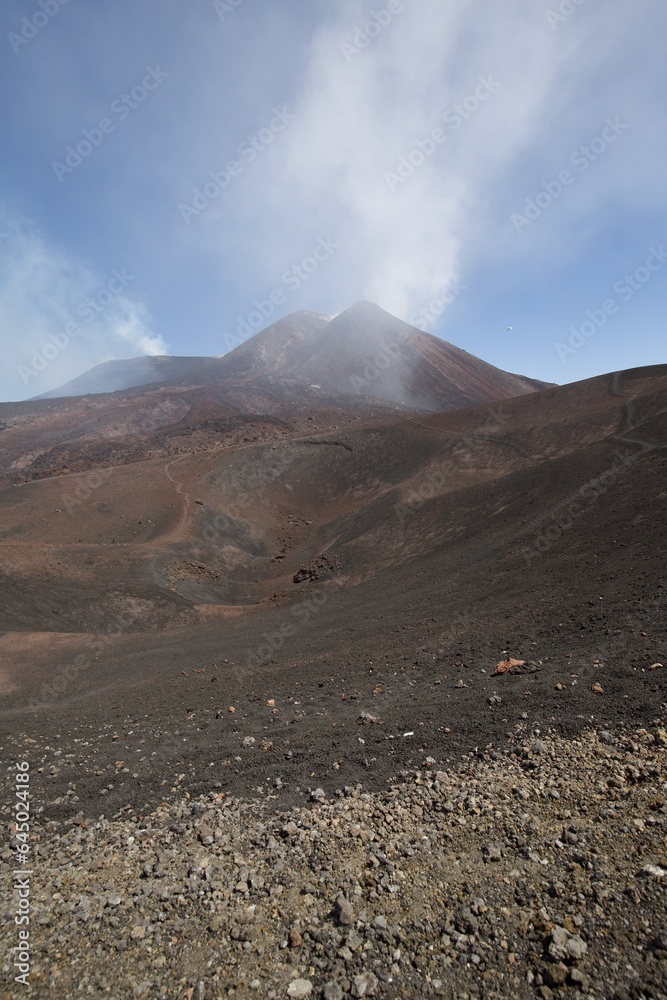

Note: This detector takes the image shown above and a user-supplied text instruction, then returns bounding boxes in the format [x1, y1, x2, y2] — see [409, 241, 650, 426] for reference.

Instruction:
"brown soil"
[0, 365, 664, 824]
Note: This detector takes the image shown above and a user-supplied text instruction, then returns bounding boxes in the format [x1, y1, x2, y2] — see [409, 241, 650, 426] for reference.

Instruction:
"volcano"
[1, 301, 664, 824]
[2, 302, 552, 487]
[30, 301, 550, 410]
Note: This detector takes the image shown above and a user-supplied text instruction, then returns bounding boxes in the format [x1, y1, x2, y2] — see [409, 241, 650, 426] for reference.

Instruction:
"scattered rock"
[289, 927, 303, 948]
[482, 844, 502, 862]
[549, 925, 588, 963]
[287, 979, 313, 998]
[351, 971, 379, 997]
[336, 895, 355, 926]
[4, 729, 665, 998]
[639, 864, 666, 880]
[492, 657, 525, 675]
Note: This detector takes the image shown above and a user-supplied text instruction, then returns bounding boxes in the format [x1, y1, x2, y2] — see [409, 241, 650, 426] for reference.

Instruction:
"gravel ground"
[3, 727, 666, 999]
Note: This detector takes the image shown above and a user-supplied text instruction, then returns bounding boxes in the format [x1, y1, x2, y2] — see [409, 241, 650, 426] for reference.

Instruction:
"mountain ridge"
[28, 301, 552, 410]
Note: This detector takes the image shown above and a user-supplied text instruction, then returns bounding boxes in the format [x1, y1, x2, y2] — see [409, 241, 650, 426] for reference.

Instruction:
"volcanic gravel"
[2, 727, 666, 999]
[1, 367, 666, 997]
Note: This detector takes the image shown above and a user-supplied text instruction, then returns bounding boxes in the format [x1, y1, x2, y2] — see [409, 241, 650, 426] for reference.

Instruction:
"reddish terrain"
[0, 356, 665, 822]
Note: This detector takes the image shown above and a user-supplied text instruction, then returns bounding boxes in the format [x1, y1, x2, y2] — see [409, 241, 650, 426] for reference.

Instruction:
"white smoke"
[0, 213, 167, 400]
[236, 0, 568, 318]
[225, 0, 664, 328]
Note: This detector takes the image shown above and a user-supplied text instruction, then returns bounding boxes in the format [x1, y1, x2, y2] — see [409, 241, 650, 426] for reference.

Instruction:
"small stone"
[310, 787, 326, 803]
[651, 932, 667, 952]
[346, 929, 363, 951]
[336, 895, 354, 925]
[569, 968, 589, 987]
[598, 731, 614, 744]
[543, 962, 568, 987]
[565, 935, 588, 961]
[549, 925, 587, 962]
[639, 863, 666, 880]
[287, 979, 312, 998]
[483, 844, 502, 862]
[323, 984, 344, 1000]
[372, 914, 388, 930]
[130, 925, 146, 940]
[351, 971, 379, 997]
[289, 927, 303, 948]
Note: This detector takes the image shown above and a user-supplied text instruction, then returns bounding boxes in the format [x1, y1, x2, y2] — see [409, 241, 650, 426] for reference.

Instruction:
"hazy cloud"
[237, 0, 568, 317]
[0, 212, 166, 397]
[0, 0, 664, 397]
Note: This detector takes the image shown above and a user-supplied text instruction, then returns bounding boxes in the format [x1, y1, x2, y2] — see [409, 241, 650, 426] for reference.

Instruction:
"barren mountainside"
[27, 301, 551, 410]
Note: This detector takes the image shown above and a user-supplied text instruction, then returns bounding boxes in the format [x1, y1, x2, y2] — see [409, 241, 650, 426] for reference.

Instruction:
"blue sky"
[0, 0, 665, 401]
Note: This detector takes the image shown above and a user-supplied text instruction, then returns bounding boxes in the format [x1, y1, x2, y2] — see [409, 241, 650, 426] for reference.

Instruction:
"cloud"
[224, 0, 567, 318]
[1, 0, 663, 392]
[214, 0, 664, 325]
[113, 301, 166, 356]
[0, 212, 167, 399]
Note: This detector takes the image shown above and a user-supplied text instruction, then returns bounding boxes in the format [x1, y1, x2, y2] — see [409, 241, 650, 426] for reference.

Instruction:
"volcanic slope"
[1, 303, 551, 486]
[29, 303, 548, 408]
[31, 354, 221, 399]
[149, 300, 550, 407]
[280, 301, 551, 408]
[0, 365, 665, 820]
